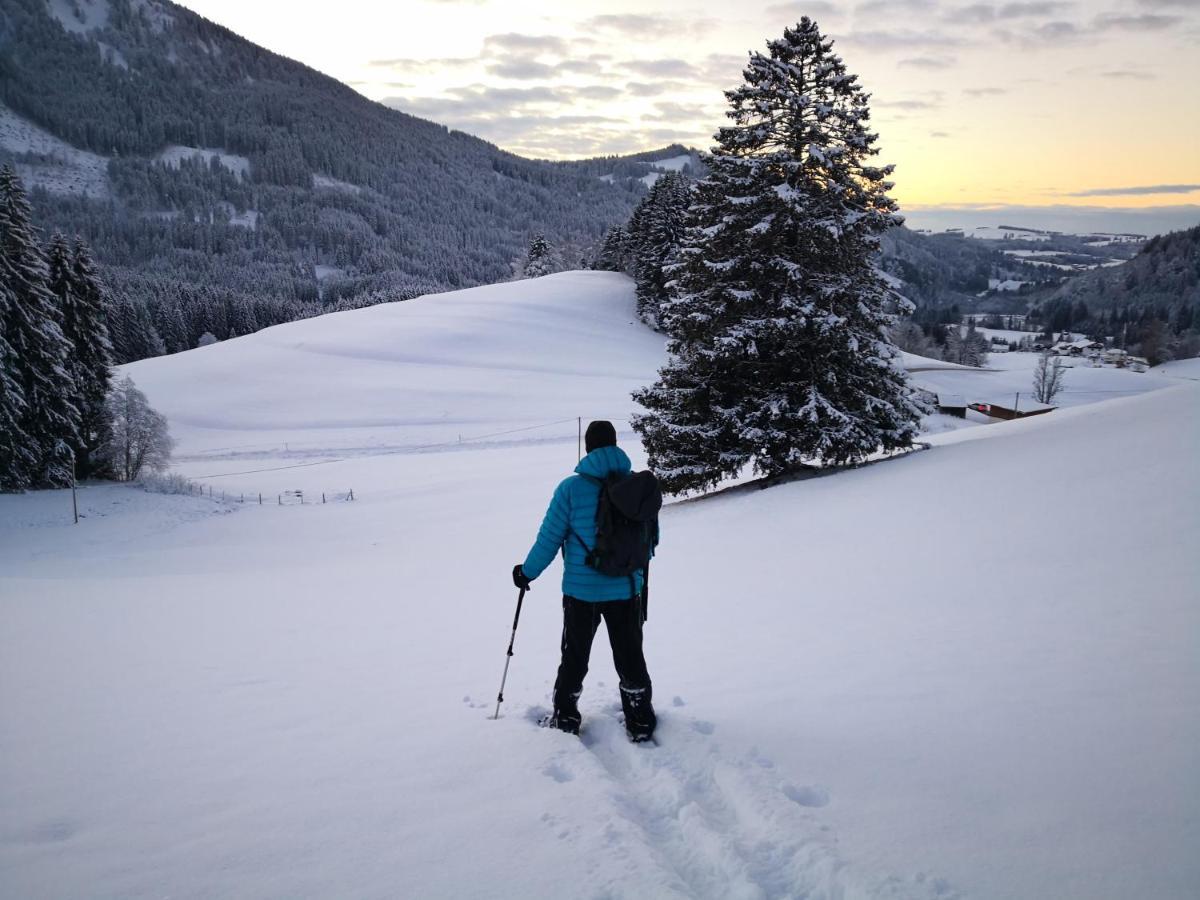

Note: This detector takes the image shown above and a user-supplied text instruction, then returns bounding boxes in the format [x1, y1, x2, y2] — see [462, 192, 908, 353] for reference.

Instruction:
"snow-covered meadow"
[2, 273, 1198, 899]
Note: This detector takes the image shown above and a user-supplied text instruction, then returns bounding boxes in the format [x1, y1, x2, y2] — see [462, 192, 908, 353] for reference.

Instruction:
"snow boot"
[538, 706, 581, 735]
[620, 684, 656, 743]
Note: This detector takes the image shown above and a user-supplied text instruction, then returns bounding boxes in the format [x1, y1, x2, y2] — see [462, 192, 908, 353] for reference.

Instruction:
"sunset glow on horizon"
[175, 0, 1199, 218]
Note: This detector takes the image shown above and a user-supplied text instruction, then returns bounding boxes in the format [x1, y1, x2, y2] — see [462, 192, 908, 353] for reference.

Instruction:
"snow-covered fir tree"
[594, 225, 631, 273]
[60, 238, 115, 477]
[0, 166, 80, 488]
[627, 173, 692, 328]
[943, 320, 989, 367]
[522, 234, 556, 279]
[632, 19, 923, 495]
[0, 255, 34, 492]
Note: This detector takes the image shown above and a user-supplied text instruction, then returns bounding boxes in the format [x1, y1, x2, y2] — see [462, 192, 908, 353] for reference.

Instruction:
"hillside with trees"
[0, 0, 671, 361]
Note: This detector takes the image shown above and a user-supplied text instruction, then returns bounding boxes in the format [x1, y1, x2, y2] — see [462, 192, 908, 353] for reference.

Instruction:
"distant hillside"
[0, 0, 695, 358]
[1044, 224, 1200, 313]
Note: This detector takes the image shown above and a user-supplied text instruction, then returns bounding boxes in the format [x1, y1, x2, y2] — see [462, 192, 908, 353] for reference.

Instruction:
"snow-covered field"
[2, 272, 1198, 899]
[913, 332, 1176, 414]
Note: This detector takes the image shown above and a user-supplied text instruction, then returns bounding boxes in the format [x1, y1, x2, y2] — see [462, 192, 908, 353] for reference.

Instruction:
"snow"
[910, 350, 1176, 415]
[2, 272, 1197, 899]
[987, 278, 1027, 291]
[648, 154, 693, 172]
[157, 146, 251, 179]
[46, 0, 110, 34]
[227, 208, 259, 229]
[312, 173, 362, 194]
[0, 103, 110, 198]
[313, 263, 342, 281]
[641, 172, 662, 187]
[1154, 357, 1200, 380]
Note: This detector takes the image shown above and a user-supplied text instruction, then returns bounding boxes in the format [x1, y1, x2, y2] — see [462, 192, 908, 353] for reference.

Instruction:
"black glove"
[512, 564, 532, 591]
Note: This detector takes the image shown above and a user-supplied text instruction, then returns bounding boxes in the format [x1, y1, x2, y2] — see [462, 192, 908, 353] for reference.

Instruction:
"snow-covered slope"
[2, 273, 1197, 899]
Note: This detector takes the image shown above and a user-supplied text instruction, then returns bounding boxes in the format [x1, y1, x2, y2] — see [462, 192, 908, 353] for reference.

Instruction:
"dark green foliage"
[632, 20, 923, 495]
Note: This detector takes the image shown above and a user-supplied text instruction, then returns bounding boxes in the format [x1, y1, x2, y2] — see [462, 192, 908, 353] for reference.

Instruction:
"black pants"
[553, 595, 655, 735]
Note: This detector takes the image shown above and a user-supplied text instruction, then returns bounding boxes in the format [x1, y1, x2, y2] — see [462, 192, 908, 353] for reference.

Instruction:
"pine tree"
[628, 173, 692, 328]
[632, 20, 923, 494]
[66, 239, 116, 477]
[522, 234, 556, 279]
[0, 263, 34, 492]
[0, 166, 79, 487]
[595, 225, 630, 273]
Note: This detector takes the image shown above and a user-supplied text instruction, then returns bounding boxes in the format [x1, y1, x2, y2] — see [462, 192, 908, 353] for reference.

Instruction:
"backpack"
[571, 470, 662, 587]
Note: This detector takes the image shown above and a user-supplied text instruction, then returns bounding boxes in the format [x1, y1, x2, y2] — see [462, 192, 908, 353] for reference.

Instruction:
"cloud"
[481, 33, 569, 56]
[1134, 0, 1199, 7]
[1094, 13, 1184, 31]
[555, 59, 605, 76]
[1100, 70, 1156, 79]
[963, 86, 1007, 96]
[875, 97, 942, 110]
[625, 80, 690, 97]
[898, 55, 957, 69]
[567, 85, 623, 101]
[943, 2, 1070, 25]
[587, 14, 716, 38]
[857, 0, 937, 13]
[486, 60, 556, 80]
[642, 101, 714, 122]
[842, 29, 965, 50]
[1065, 184, 1200, 197]
[622, 58, 700, 78]
[764, 1, 842, 18]
[930, 131, 951, 137]
[368, 56, 474, 72]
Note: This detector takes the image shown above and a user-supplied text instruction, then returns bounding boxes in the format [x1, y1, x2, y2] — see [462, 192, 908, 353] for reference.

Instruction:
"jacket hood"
[575, 445, 632, 480]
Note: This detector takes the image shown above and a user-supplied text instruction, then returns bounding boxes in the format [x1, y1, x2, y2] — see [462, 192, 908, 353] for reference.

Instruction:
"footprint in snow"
[783, 783, 831, 808]
[690, 719, 715, 735]
[671, 695, 686, 707]
[542, 761, 574, 783]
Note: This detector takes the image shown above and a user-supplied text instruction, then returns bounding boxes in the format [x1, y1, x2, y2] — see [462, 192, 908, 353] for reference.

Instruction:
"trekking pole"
[491, 587, 527, 719]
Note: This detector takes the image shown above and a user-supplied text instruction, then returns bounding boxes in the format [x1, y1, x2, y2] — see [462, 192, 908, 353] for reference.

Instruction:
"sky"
[174, 0, 1199, 226]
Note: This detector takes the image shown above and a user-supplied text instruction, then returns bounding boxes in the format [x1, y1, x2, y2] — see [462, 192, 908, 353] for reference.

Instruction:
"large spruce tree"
[632, 19, 923, 494]
[58, 238, 115, 477]
[0, 167, 80, 488]
[0, 264, 34, 492]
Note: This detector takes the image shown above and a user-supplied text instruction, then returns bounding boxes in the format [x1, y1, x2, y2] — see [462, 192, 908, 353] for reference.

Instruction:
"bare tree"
[1033, 351, 1066, 404]
[101, 376, 174, 481]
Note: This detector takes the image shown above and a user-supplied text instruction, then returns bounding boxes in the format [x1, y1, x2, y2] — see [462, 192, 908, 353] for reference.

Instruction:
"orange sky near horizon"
[174, 0, 1200, 213]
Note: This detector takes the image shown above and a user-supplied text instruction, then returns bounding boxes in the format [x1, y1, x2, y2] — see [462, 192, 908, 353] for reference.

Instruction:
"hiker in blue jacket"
[512, 420, 656, 740]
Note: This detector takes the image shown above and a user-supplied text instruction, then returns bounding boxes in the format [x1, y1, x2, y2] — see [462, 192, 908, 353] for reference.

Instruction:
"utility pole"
[1014, 391, 1020, 415]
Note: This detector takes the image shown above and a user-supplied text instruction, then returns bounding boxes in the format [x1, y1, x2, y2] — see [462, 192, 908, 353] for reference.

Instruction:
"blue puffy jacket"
[521, 445, 652, 602]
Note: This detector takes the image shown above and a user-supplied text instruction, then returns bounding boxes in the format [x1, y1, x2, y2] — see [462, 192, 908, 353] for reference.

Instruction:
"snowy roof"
[936, 393, 966, 408]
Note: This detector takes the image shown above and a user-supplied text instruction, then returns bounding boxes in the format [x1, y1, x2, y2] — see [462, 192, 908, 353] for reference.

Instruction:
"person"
[513, 420, 657, 741]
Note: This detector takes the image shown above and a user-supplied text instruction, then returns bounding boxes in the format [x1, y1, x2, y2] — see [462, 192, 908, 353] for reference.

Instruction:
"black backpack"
[572, 470, 662, 611]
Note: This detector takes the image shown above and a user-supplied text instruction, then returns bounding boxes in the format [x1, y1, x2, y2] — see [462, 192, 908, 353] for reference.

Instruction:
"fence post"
[322, 492, 326, 504]
[349, 488, 354, 501]
[278, 494, 281, 506]
[258, 493, 262, 506]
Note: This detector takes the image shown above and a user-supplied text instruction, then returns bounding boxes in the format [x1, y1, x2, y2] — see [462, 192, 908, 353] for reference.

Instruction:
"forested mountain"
[0, 0, 690, 359]
[1043, 225, 1200, 313]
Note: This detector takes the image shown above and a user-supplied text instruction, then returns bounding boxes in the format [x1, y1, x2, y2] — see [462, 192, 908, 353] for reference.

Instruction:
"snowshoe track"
[526, 705, 960, 900]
